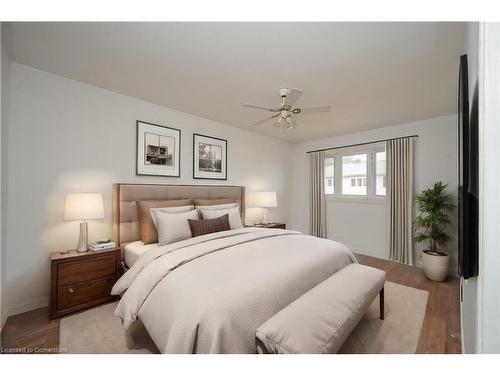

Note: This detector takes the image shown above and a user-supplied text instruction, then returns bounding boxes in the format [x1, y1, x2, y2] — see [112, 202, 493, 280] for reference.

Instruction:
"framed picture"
[136, 120, 181, 177]
[193, 133, 227, 180]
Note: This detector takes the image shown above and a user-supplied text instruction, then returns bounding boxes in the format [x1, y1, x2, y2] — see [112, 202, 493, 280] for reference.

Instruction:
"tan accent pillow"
[137, 199, 192, 244]
[192, 198, 236, 206]
[188, 214, 230, 237]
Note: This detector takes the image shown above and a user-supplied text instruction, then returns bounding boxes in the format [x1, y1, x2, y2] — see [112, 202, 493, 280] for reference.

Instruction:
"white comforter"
[112, 228, 356, 353]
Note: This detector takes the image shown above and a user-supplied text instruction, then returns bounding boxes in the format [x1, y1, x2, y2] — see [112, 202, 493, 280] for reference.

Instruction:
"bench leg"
[379, 287, 385, 320]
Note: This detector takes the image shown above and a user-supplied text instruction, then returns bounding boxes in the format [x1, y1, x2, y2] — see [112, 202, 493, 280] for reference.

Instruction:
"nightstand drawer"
[57, 255, 116, 286]
[57, 276, 114, 310]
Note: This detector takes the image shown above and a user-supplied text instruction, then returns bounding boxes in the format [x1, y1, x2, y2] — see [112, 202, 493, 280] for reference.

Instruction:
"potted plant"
[414, 181, 454, 281]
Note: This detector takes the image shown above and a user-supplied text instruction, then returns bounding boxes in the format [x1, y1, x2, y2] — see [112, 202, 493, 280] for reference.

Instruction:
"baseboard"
[354, 249, 387, 260]
[7, 298, 48, 318]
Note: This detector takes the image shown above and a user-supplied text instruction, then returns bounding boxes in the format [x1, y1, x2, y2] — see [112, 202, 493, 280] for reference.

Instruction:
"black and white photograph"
[145, 132, 174, 166]
[137, 121, 180, 177]
[193, 134, 227, 180]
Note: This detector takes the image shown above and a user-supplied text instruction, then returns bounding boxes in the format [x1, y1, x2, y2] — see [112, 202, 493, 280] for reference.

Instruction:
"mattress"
[124, 241, 159, 268]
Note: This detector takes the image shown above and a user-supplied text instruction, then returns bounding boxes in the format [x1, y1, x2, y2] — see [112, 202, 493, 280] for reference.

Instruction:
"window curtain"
[386, 137, 415, 265]
[308, 150, 327, 238]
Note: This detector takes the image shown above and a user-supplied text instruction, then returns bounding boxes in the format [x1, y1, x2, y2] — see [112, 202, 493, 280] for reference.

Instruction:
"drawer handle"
[68, 288, 76, 294]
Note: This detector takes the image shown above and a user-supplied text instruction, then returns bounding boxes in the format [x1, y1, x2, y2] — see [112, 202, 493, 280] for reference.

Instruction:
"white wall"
[460, 22, 479, 355]
[476, 22, 500, 354]
[288, 114, 458, 268]
[0, 23, 9, 329]
[327, 200, 386, 258]
[3, 63, 292, 316]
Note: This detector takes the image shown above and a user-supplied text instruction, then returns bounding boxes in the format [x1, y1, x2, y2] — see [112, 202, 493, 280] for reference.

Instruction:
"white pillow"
[155, 209, 198, 245]
[196, 202, 239, 210]
[200, 207, 243, 229]
[150, 205, 194, 229]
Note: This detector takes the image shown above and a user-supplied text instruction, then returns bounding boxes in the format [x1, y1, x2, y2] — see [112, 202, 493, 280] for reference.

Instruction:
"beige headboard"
[112, 183, 245, 255]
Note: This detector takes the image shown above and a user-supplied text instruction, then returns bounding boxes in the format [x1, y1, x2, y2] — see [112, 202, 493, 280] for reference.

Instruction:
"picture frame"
[193, 133, 227, 180]
[136, 120, 181, 177]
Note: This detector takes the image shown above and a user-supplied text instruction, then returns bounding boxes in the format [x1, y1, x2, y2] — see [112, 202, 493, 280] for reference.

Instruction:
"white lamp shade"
[254, 191, 277, 208]
[64, 193, 104, 220]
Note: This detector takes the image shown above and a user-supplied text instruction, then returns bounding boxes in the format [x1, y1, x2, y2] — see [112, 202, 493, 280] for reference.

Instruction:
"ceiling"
[8, 22, 465, 143]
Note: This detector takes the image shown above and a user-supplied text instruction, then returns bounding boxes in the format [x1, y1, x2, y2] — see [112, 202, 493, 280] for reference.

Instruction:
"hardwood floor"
[1, 307, 60, 354]
[1, 254, 461, 354]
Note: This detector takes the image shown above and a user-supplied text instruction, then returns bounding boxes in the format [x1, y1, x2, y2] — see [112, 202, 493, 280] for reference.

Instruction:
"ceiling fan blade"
[251, 114, 279, 126]
[298, 105, 332, 114]
[242, 104, 279, 112]
[283, 88, 304, 107]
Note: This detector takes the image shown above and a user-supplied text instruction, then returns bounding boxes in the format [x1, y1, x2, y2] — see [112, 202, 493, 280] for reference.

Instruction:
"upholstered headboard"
[112, 183, 245, 255]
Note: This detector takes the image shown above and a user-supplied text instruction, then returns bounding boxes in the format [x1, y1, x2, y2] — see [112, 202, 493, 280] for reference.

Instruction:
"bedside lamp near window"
[254, 191, 277, 225]
[64, 193, 104, 252]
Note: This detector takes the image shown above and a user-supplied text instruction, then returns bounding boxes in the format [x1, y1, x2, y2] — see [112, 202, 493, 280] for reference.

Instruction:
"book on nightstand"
[89, 239, 116, 252]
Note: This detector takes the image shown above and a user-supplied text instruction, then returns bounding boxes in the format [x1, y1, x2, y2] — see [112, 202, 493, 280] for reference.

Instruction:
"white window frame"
[324, 142, 386, 203]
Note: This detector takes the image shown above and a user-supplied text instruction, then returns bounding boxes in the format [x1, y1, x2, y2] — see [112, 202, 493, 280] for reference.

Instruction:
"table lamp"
[254, 191, 277, 225]
[64, 193, 104, 252]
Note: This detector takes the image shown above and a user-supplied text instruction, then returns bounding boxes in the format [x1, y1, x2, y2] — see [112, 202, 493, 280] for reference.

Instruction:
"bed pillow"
[137, 199, 192, 244]
[188, 214, 231, 237]
[200, 207, 244, 229]
[155, 209, 199, 246]
[150, 205, 195, 229]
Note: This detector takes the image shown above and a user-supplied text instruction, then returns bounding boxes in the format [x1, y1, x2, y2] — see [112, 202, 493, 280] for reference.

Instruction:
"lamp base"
[261, 208, 269, 225]
[77, 221, 88, 252]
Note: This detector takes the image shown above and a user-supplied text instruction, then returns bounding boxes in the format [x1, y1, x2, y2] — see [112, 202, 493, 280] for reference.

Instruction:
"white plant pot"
[422, 250, 449, 282]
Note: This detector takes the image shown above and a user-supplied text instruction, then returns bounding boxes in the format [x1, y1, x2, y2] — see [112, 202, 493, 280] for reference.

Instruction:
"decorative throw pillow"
[155, 209, 199, 246]
[137, 199, 192, 244]
[200, 207, 244, 229]
[188, 214, 231, 237]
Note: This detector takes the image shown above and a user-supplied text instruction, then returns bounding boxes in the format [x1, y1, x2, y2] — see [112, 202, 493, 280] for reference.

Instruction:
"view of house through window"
[376, 151, 387, 195]
[324, 143, 386, 198]
[324, 157, 335, 195]
[342, 154, 367, 195]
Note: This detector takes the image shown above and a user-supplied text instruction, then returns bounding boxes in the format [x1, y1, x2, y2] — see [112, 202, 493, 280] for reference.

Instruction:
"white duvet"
[112, 228, 356, 353]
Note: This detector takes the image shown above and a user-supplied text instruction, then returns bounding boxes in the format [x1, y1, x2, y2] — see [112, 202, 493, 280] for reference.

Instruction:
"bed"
[111, 183, 366, 354]
[123, 241, 159, 268]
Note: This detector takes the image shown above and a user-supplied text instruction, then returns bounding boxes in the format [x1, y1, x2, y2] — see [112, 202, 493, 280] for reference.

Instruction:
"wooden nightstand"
[249, 223, 286, 229]
[49, 247, 121, 319]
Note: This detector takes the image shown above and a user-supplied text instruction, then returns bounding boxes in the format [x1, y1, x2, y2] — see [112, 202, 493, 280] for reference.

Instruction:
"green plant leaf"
[413, 181, 454, 250]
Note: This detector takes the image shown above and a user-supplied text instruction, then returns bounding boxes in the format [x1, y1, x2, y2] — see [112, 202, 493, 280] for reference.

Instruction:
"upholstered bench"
[256, 263, 385, 354]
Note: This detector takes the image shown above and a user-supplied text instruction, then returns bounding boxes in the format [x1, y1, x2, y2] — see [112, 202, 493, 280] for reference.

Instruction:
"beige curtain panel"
[386, 137, 415, 265]
[308, 150, 327, 238]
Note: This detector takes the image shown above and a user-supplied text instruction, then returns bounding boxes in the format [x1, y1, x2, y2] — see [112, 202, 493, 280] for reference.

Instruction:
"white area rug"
[60, 281, 428, 354]
[339, 281, 428, 354]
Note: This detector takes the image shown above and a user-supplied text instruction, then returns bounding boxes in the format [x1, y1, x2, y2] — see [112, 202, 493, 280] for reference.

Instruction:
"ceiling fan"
[243, 88, 331, 136]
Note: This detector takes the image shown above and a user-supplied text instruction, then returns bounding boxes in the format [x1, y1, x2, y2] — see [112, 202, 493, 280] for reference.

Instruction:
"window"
[324, 157, 335, 195]
[342, 154, 367, 195]
[323, 143, 386, 199]
[376, 151, 386, 195]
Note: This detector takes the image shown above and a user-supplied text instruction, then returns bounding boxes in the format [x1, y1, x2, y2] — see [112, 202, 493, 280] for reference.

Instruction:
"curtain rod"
[305, 135, 418, 154]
